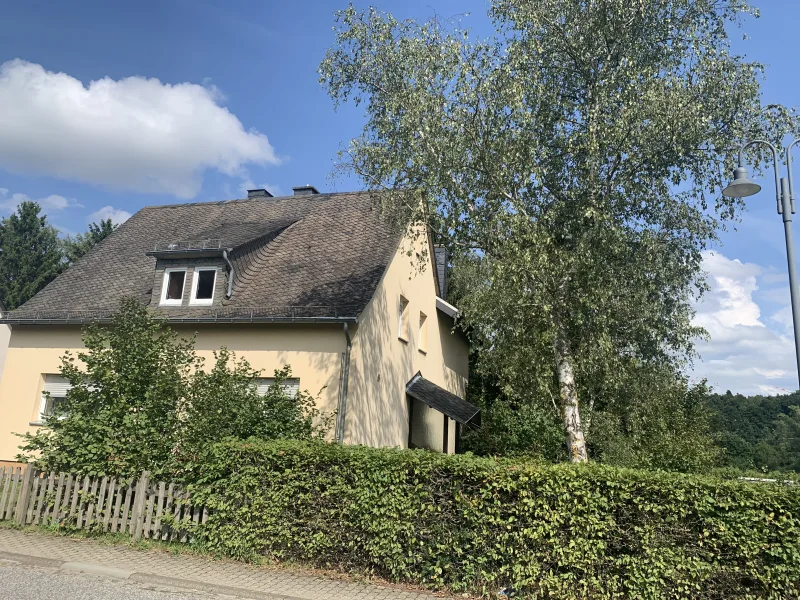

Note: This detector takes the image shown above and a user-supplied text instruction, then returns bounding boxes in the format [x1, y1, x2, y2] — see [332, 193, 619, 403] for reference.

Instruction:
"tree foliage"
[17, 298, 331, 478]
[0, 202, 119, 309]
[0, 201, 63, 309]
[319, 0, 798, 461]
[180, 354, 332, 470]
[708, 390, 800, 472]
[62, 218, 117, 264]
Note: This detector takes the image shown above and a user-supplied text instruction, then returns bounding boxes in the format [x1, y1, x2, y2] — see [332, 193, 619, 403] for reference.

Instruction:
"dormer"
[146, 239, 230, 309]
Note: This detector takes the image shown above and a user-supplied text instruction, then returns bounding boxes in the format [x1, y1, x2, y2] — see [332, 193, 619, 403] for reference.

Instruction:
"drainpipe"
[337, 322, 352, 443]
[222, 249, 234, 299]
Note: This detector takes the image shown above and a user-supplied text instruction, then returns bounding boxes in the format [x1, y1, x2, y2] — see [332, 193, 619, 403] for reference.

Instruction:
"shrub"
[189, 439, 800, 599]
[18, 299, 331, 478]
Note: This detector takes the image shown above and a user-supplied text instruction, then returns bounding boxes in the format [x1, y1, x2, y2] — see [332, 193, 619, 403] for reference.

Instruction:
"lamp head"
[722, 166, 761, 199]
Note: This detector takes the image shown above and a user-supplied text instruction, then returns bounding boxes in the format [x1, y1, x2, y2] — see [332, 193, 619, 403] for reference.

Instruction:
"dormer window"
[160, 268, 187, 305]
[190, 267, 217, 305]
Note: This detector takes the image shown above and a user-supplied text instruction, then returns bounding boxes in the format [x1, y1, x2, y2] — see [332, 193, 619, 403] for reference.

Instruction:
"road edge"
[0, 550, 306, 599]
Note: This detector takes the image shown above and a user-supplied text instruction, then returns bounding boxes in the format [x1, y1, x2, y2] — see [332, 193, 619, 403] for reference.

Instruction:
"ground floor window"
[39, 374, 72, 420]
[253, 377, 300, 398]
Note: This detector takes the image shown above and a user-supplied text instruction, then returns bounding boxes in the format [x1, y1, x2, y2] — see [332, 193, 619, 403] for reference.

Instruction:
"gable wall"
[344, 229, 469, 452]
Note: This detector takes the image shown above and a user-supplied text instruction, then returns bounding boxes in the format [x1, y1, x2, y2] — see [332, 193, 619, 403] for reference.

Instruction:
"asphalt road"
[0, 562, 225, 600]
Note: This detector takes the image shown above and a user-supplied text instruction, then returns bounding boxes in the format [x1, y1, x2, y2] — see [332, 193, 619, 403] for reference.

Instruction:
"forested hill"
[708, 391, 800, 473]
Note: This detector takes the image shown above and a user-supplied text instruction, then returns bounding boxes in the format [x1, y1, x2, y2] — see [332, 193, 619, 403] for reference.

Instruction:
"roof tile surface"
[13, 191, 401, 321]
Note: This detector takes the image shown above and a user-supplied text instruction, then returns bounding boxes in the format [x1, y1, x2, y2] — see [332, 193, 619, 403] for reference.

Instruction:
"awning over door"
[405, 372, 480, 425]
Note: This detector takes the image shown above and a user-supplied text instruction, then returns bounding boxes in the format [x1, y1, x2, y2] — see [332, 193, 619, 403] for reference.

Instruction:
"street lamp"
[723, 139, 800, 386]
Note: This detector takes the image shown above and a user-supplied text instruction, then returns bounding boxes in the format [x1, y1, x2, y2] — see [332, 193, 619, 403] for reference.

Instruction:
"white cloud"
[0, 59, 279, 199]
[770, 304, 793, 333]
[88, 205, 132, 225]
[691, 251, 796, 395]
[0, 188, 81, 213]
[758, 384, 793, 396]
[761, 272, 789, 285]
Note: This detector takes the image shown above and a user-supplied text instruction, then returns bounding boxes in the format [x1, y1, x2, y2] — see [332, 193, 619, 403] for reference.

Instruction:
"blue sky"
[0, 1, 798, 395]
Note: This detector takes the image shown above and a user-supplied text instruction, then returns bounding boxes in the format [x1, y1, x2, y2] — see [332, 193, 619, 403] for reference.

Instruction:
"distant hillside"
[707, 391, 800, 473]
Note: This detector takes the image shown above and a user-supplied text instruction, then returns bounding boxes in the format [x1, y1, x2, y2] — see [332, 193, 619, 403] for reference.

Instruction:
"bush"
[18, 299, 330, 478]
[189, 439, 800, 599]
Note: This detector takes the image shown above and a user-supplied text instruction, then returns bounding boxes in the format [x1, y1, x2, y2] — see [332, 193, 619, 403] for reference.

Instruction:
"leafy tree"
[18, 298, 196, 477]
[62, 218, 117, 264]
[588, 369, 722, 472]
[178, 353, 332, 469]
[0, 201, 63, 309]
[770, 406, 800, 472]
[18, 299, 331, 478]
[707, 390, 800, 472]
[320, 1, 795, 461]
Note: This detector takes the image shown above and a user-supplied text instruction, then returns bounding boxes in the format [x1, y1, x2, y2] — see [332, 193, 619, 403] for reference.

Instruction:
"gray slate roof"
[9, 191, 402, 323]
[406, 372, 480, 425]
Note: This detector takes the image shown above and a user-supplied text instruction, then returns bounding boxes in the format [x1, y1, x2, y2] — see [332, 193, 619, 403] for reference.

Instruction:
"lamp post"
[723, 139, 800, 386]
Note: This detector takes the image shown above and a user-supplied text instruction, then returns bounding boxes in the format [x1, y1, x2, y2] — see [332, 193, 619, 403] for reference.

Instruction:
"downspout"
[337, 322, 352, 443]
[222, 249, 234, 299]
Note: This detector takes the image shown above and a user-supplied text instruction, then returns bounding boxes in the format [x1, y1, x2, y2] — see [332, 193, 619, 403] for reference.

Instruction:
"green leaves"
[319, 1, 799, 462]
[61, 218, 116, 265]
[16, 299, 331, 479]
[189, 439, 800, 598]
[0, 201, 63, 310]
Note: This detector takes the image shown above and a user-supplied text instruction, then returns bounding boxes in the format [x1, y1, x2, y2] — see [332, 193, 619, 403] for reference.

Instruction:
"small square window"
[160, 269, 186, 305]
[191, 268, 217, 305]
[38, 374, 71, 422]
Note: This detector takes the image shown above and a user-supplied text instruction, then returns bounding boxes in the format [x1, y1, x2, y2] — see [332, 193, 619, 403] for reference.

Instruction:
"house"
[0, 300, 9, 397]
[0, 187, 477, 467]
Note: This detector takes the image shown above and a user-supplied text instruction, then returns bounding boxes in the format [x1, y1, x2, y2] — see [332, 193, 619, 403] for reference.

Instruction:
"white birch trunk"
[553, 329, 588, 463]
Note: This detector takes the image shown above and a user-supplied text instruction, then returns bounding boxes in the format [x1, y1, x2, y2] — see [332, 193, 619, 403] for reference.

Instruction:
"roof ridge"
[139, 190, 376, 211]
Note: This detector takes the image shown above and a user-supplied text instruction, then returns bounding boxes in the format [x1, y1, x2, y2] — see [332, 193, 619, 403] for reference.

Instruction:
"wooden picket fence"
[0, 466, 205, 541]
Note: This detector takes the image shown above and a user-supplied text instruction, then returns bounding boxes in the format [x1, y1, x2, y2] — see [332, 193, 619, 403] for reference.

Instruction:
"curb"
[0, 550, 63, 569]
[129, 572, 304, 600]
[0, 550, 305, 600]
[62, 561, 134, 579]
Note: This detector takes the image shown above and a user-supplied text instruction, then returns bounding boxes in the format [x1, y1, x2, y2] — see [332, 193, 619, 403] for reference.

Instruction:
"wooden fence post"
[132, 471, 150, 540]
[14, 467, 33, 525]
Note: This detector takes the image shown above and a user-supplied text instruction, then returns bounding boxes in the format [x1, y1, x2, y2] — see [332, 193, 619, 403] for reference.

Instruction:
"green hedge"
[188, 440, 800, 599]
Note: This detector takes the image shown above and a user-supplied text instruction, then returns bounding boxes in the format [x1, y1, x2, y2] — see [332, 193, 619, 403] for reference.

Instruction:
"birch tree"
[320, 0, 797, 461]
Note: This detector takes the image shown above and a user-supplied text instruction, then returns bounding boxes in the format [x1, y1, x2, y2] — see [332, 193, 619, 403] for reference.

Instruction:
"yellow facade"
[0, 234, 468, 463]
[345, 232, 468, 451]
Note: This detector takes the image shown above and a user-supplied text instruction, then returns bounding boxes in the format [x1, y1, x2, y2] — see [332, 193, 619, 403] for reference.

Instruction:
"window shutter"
[253, 377, 300, 398]
[42, 374, 72, 397]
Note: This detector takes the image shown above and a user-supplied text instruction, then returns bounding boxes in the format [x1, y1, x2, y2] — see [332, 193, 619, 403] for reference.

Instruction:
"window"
[160, 269, 186, 305]
[39, 374, 71, 421]
[190, 267, 217, 305]
[253, 377, 300, 398]
[418, 312, 428, 354]
[398, 296, 409, 342]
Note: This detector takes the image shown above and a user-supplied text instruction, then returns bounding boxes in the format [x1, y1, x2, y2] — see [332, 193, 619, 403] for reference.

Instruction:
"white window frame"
[35, 374, 72, 424]
[160, 268, 187, 306]
[190, 267, 217, 306]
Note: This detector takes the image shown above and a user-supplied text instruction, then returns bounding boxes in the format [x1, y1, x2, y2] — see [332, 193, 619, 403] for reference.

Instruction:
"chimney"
[434, 245, 448, 299]
[293, 185, 320, 196]
[247, 188, 273, 199]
